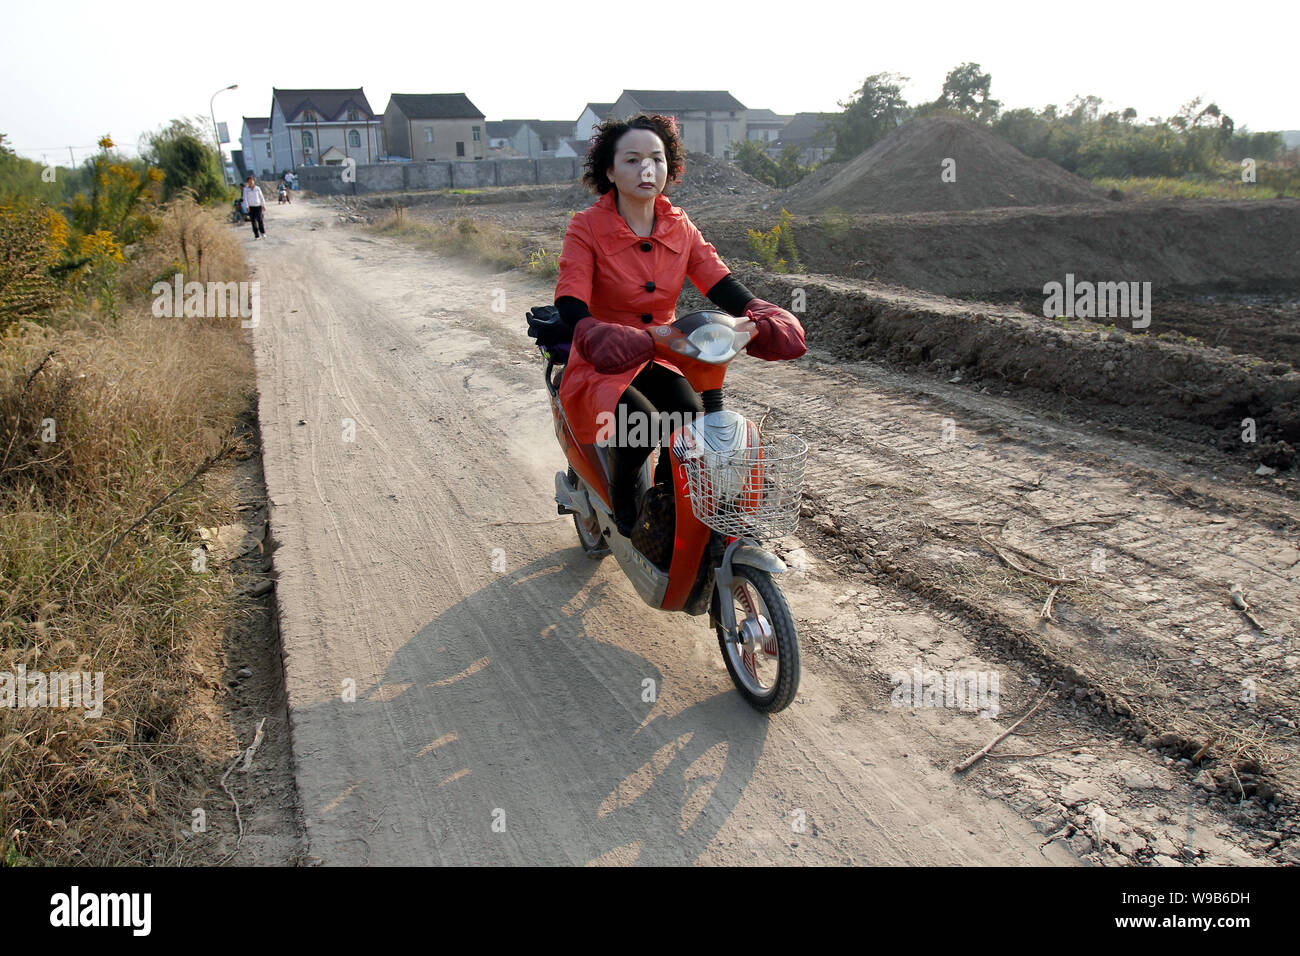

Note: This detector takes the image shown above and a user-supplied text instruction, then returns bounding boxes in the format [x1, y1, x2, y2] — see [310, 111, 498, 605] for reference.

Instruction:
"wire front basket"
[678, 433, 808, 540]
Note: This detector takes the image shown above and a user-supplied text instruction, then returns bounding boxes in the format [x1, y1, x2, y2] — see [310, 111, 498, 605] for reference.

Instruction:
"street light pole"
[210, 83, 239, 185]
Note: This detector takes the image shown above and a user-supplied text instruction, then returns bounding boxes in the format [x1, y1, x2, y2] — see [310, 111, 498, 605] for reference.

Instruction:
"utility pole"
[210, 83, 239, 184]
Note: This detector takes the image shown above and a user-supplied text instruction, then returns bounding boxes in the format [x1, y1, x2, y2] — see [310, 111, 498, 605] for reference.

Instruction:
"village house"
[555, 138, 591, 159]
[485, 120, 529, 155]
[575, 102, 615, 141]
[484, 120, 572, 158]
[609, 90, 748, 159]
[744, 108, 793, 150]
[775, 112, 838, 164]
[269, 88, 383, 171]
[383, 93, 487, 162]
[239, 117, 273, 179]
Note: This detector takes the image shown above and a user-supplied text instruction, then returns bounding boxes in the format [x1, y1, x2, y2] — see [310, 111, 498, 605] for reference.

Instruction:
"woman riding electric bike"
[549, 113, 806, 535]
[529, 113, 809, 712]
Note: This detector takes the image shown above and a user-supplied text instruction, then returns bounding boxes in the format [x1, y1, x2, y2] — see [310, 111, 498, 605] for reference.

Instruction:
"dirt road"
[245, 200, 1288, 865]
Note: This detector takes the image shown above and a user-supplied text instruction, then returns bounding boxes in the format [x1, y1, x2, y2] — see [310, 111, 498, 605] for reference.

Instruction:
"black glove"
[526, 305, 579, 347]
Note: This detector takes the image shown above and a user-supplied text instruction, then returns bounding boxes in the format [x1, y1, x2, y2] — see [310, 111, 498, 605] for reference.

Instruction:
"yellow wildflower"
[77, 230, 124, 263]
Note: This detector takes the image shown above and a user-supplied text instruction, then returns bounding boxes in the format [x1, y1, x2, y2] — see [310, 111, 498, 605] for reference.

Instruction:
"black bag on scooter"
[631, 482, 675, 571]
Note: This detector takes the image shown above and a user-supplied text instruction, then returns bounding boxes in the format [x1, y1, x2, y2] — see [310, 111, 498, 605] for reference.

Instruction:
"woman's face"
[607, 128, 667, 198]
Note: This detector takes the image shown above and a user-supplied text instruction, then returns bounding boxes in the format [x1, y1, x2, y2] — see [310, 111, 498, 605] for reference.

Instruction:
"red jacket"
[555, 190, 732, 444]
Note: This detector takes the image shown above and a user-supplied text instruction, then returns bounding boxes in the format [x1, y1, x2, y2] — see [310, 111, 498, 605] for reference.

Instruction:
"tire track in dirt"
[723, 353, 1297, 859]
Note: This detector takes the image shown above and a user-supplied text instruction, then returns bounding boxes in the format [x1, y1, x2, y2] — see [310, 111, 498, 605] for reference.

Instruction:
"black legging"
[606, 362, 704, 507]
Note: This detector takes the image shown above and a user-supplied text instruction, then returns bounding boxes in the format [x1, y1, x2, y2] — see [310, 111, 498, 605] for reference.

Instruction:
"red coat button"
[640, 313, 652, 323]
[644, 281, 655, 292]
[640, 242, 652, 252]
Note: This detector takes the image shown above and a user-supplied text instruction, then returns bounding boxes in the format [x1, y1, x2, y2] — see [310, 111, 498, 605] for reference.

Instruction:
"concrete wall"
[295, 157, 580, 194]
[497, 159, 535, 186]
[403, 162, 451, 191]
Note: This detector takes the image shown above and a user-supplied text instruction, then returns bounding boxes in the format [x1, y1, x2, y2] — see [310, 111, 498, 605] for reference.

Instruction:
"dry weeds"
[0, 198, 254, 865]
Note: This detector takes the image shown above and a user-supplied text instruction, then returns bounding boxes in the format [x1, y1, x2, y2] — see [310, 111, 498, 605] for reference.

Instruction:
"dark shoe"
[612, 485, 638, 537]
[614, 503, 637, 537]
[654, 449, 673, 487]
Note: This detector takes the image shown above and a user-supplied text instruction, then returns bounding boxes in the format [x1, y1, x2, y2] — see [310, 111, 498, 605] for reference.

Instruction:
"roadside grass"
[0, 198, 255, 865]
[370, 208, 560, 277]
[1095, 175, 1300, 200]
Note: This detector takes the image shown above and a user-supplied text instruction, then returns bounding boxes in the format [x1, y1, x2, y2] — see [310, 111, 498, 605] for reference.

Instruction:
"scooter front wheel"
[715, 566, 800, 713]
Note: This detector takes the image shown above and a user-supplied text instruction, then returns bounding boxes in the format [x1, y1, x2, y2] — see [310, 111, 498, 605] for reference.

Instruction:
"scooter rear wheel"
[569, 467, 609, 559]
[714, 566, 800, 713]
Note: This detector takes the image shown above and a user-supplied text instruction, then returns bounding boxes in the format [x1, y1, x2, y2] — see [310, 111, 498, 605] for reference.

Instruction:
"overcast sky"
[2, 0, 1295, 165]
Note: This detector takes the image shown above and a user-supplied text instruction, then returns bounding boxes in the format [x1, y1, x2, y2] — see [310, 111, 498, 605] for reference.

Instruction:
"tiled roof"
[487, 120, 529, 138]
[272, 88, 377, 123]
[620, 90, 747, 112]
[387, 93, 485, 120]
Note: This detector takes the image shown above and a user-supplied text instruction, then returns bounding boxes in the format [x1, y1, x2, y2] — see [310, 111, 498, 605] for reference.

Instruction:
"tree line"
[735, 63, 1291, 187]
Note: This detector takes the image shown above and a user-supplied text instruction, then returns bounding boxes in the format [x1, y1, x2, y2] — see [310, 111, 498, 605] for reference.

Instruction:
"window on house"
[472, 127, 481, 141]
[456, 142, 465, 157]
[724, 124, 730, 138]
[302, 131, 314, 150]
[348, 130, 361, 148]
[425, 127, 434, 143]
[348, 110, 360, 121]
[303, 109, 314, 120]
[266, 141, 272, 156]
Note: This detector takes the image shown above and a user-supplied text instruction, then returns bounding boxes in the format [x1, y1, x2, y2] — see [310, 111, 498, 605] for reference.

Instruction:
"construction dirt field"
[249, 119, 1300, 866]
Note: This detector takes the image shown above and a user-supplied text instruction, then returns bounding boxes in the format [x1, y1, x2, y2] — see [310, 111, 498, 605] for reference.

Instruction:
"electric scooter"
[529, 308, 807, 713]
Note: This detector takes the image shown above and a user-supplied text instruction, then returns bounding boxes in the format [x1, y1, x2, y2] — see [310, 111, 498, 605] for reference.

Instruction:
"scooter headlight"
[688, 323, 739, 361]
[666, 315, 756, 364]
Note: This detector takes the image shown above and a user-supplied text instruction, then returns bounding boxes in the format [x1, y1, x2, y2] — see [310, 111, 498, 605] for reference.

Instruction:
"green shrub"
[745, 208, 803, 273]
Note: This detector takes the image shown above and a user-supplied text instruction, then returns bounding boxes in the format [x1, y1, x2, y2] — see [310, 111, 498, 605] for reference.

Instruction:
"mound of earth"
[785, 116, 1110, 214]
[780, 160, 846, 207]
[668, 151, 776, 206]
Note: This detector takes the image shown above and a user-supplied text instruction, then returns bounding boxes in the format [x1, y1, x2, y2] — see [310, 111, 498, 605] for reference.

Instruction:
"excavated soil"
[700, 199, 1300, 299]
[708, 269, 1300, 454]
[784, 116, 1111, 215]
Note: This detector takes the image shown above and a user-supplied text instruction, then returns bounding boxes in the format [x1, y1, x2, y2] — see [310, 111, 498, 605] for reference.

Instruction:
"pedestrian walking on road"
[243, 175, 267, 239]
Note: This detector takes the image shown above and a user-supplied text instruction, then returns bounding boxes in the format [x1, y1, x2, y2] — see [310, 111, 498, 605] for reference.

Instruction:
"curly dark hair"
[582, 113, 686, 195]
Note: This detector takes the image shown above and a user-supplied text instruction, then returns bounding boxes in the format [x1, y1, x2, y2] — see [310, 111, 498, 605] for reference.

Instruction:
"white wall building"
[269, 88, 383, 172]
